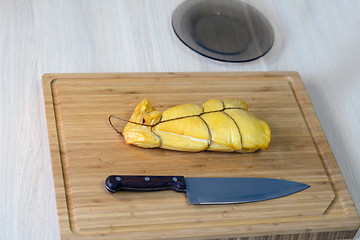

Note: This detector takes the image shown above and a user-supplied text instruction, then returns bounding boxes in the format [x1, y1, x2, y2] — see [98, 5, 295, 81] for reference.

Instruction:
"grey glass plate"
[172, 0, 274, 62]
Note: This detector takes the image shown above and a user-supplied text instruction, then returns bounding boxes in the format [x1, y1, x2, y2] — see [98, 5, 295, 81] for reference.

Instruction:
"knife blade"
[105, 175, 310, 204]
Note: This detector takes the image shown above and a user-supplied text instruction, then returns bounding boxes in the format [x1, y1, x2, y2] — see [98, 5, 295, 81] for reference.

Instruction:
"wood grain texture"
[2, 0, 360, 239]
[43, 72, 359, 239]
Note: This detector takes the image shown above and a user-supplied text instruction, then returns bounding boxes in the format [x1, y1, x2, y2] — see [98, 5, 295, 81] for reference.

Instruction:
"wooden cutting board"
[43, 72, 360, 240]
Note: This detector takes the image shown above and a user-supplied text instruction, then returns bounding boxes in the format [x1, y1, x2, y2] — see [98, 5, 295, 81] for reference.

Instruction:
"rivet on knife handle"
[105, 175, 187, 193]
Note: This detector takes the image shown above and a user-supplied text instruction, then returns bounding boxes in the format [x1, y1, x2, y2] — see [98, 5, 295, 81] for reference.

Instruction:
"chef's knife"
[105, 175, 310, 204]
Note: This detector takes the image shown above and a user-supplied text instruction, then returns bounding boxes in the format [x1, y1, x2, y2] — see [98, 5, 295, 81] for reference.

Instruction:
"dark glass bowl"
[172, 0, 274, 62]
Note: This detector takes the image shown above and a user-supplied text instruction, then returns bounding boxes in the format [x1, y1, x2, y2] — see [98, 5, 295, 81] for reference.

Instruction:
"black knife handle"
[105, 175, 187, 193]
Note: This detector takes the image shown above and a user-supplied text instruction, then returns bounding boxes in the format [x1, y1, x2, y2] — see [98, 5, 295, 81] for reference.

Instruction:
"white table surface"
[1, 0, 359, 239]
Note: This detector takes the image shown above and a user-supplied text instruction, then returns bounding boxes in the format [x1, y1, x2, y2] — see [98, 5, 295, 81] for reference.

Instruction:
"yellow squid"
[110, 98, 271, 153]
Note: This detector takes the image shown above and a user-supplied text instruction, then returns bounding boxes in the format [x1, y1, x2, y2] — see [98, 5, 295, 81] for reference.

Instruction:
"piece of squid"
[111, 98, 271, 153]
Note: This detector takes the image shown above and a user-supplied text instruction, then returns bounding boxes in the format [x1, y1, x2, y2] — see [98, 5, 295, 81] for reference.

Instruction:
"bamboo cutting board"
[43, 72, 360, 239]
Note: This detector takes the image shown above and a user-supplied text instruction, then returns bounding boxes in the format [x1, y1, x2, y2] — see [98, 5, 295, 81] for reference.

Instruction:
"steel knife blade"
[105, 175, 310, 204]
